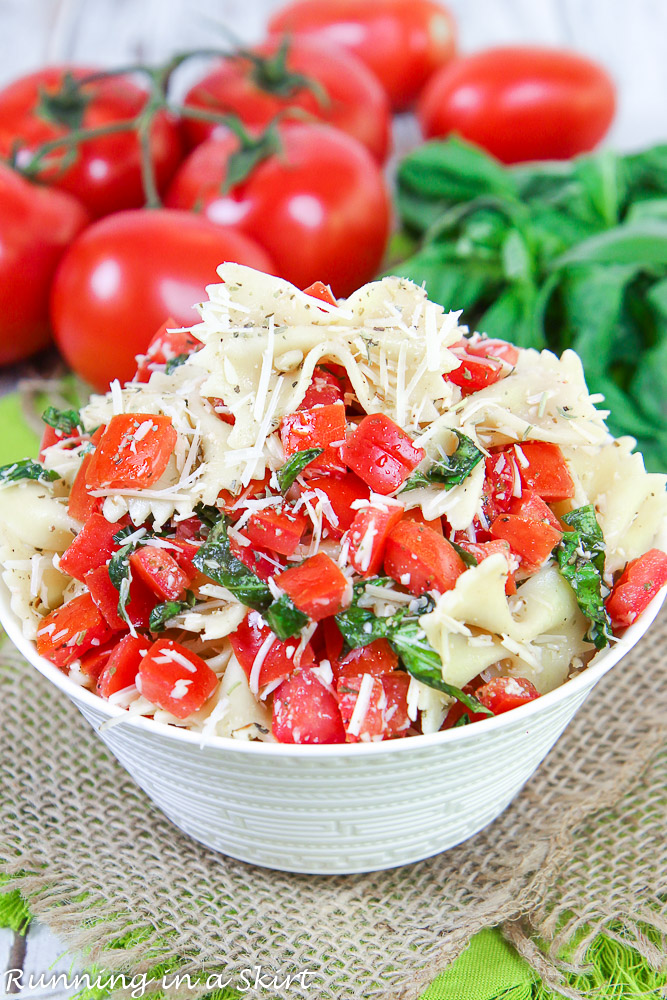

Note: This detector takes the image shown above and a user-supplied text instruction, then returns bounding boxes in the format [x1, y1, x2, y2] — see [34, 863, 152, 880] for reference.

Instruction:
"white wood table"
[1, 0, 666, 989]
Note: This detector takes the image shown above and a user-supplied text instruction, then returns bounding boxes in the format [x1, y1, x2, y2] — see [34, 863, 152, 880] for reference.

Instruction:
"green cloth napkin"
[0, 393, 39, 465]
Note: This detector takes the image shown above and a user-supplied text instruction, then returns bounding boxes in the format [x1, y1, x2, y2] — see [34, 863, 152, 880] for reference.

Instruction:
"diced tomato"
[303, 280, 337, 306]
[338, 638, 398, 678]
[209, 398, 235, 425]
[347, 503, 403, 575]
[39, 423, 81, 460]
[272, 666, 346, 744]
[280, 402, 346, 472]
[476, 676, 540, 714]
[341, 413, 426, 495]
[384, 520, 466, 596]
[489, 512, 562, 569]
[86, 413, 177, 490]
[484, 450, 519, 516]
[174, 516, 203, 541]
[337, 672, 387, 742]
[381, 671, 412, 738]
[78, 638, 116, 680]
[514, 442, 575, 501]
[230, 612, 314, 690]
[441, 682, 490, 729]
[36, 593, 117, 669]
[402, 507, 444, 535]
[97, 634, 147, 698]
[129, 545, 192, 601]
[58, 513, 122, 582]
[320, 616, 344, 664]
[139, 639, 217, 719]
[302, 472, 369, 538]
[298, 366, 344, 409]
[229, 535, 284, 582]
[337, 668, 411, 742]
[84, 565, 156, 630]
[244, 505, 308, 556]
[168, 538, 201, 576]
[466, 338, 519, 366]
[277, 552, 350, 621]
[606, 548, 667, 628]
[134, 317, 201, 382]
[446, 351, 508, 395]
[218, 471, 272, 515]
[68, 453, 103, 522]
[510, 491, 562, 531]
[456, 537, 517, 595]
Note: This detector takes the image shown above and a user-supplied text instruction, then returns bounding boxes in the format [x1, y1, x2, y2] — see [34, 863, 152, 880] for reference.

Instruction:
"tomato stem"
[17, 119, 138, 177]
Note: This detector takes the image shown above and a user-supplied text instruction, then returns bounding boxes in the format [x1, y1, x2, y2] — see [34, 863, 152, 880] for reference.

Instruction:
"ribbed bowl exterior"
[74, 683, 592, 874]
[2, 582, 664, 874]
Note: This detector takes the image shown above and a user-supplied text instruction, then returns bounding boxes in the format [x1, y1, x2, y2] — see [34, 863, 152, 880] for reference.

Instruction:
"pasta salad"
[1, 265, 666, 743]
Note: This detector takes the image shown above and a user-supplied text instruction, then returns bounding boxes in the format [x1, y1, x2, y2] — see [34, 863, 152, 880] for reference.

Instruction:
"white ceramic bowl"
[1, 580, 664, 874]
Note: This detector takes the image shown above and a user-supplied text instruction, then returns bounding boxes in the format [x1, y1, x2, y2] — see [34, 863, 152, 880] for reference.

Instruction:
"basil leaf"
[390, 621, 493, 716]
[149, 591, 196, 633]
[449, 540, 478, 567]
[112, 525, 138, 544]
[557, 504, 613, 649]
[108, 541, 136, 628]
[334, 577, 406, 650]
[41, 406, 82, 435]
[0, 459, 59, 486]
[335, 578, 492, 716]
[194, 502, 223, 529]
[264, 594, 309, 640]
[453, 713, 471, 728]
[402, 432, 483, 493]
[277, 448, 323, 493]
[164, 353, 190, 375]
[193, 516, 272, 611]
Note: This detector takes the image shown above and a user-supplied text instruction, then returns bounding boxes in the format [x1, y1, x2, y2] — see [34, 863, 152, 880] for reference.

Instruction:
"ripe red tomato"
[269, 0, 457, 110]
[50, 208, 275, 390]
[166, 122, 390, 298]
[0, 67, 183, 218]
[0, 164, 88, 366]
[418, 47, 616, 163]
[183, 35, 391, 162]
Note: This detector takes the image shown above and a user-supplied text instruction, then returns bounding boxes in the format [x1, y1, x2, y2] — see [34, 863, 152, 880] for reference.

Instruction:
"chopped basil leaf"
[41, 406, 82, 435]
[0, 459, 59, 486]
[401, 432, 484, 492]
[277, 448, 324, 493]
[390, 621, 493, 716]
[165, 353, 190, 375]
[453, 713, 471, 727]
[264, 594, 309, 639]
[108, 540, 136, 628]
[335, 578, 492, 716]
[557, 504, 613, 649]
[193, 516, 272, 611]
[448, 539, 478, 567]
[194, 502, 223, 529]
[149, 591, 196, 633]
[112, 525, 138, 544]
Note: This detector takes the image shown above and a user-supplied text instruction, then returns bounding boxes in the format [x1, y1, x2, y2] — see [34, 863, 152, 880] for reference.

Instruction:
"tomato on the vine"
[0, 67, 183, 218]
[268, 0, 457, 110]
[418, 47, 616, 162]
[50, 208, 276, 390]
[0, 164, 88, 366]
[183, 35, 391, 162]
[166, 122, 390, 298]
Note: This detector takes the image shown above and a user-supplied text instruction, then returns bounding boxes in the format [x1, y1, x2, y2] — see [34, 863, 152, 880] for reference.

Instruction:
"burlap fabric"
[0, 612, 665, 1000]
